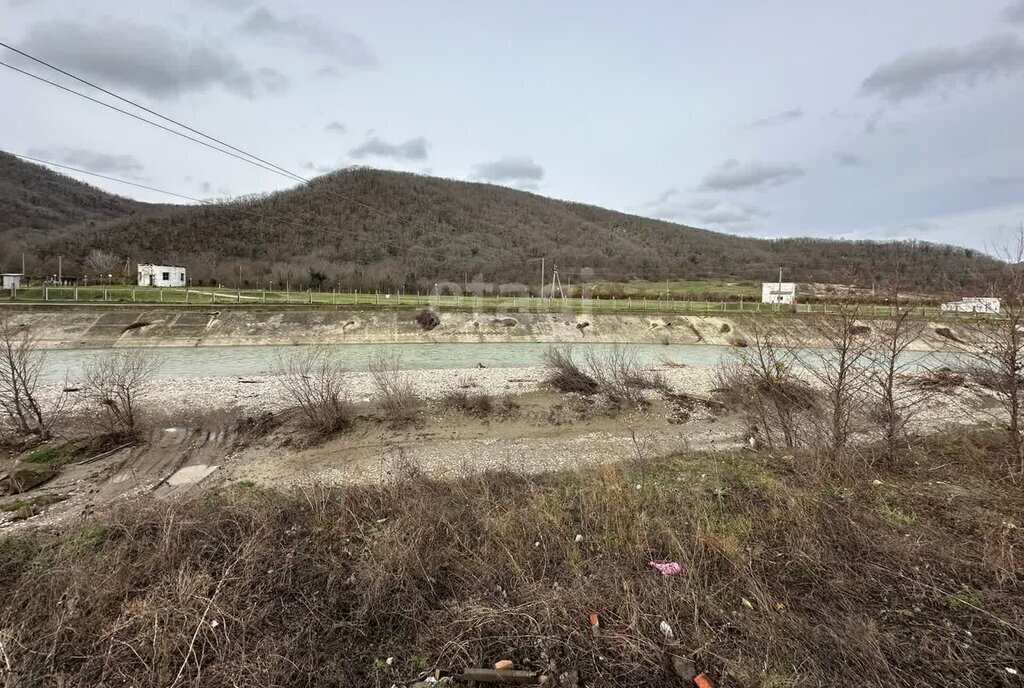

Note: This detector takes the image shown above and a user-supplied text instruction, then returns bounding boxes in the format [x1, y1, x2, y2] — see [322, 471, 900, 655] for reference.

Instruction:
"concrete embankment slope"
[0, 304, 964, 350]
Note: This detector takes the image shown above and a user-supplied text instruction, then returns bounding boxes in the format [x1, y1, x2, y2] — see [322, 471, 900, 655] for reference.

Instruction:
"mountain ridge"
[0, 153, 1002, 293]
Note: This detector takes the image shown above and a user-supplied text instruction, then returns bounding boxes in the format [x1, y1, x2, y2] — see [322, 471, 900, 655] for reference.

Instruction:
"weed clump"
[543, 347, 600, 395]
[274, 347, 352, 435]
[414, 309, 440, 331]
[368, 352, 420, 424]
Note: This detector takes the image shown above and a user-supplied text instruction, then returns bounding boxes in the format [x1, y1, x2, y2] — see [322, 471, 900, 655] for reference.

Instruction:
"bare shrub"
[0, 315, 68, 440]
[413, 309, 440, 331]
[441, 383, 495, 417]
[953, 229, 1024, 478]
[800, 303, 873, 456]
[716, 321, 817, 450]
[368, 351, 419, 423]
[82, 349, 160, 439]
[274, 347, 352, 434]
[583, 346, 667, 407]
[543, 347, 599, 395]
[865, 257, 929, 462]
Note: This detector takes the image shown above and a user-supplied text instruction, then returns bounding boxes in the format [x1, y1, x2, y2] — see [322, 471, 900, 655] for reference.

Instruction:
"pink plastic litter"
[648, 561, 683, 576]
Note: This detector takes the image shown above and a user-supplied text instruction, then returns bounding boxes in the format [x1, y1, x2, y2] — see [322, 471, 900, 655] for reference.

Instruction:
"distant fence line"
[0, 285, 994, 319]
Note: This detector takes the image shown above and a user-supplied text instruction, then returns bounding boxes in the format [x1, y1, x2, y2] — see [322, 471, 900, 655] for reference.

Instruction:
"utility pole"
[539, 257, 545, 301]
[58, 255, 62, 284]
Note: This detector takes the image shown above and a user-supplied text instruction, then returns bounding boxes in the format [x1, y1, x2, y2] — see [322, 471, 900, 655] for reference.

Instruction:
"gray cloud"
[193, 0, 254, 8]
[256, 67, 288, 94]
[239, 7, 376, 67]
[14, 19, 278, 99]
[325, 121, 347, 133]
[861, 33, 1024, 101]
[641, 192, 763, 231]
[835, 152, 861, 166]
[1004, 1, 1024, 23]
[349, 136, 429, 160]
[699, 159, 805, 191]
[977, 174, 1024, 189]
[471, 156, 545, 185]
[747, 108, 804, 128]
[27, 147, 144, 177]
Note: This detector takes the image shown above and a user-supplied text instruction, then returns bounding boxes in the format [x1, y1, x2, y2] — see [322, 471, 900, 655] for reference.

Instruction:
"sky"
[2, 0, 1023, 251]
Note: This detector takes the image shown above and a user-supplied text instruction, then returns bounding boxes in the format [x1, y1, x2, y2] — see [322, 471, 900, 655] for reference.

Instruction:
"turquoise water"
[40, 342, 728, 383]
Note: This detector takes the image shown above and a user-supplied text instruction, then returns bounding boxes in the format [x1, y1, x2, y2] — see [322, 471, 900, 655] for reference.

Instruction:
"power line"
[12, 154, 203, 203]
[0, 40, 306, 183]
[0, 44, 427, 223]
[0, 60, 300, 182]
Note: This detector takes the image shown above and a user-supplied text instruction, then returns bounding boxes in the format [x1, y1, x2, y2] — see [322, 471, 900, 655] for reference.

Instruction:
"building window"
[162, 272, 170, 281]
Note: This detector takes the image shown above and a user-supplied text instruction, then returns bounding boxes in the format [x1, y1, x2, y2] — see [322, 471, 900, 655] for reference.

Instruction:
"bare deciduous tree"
[275, 347, 351, 434]
[717, 320, 816, 450]
[956, 228, 1024, 478]
[0, 315, 67, 439]
[82, 249, 120, 279]
[866, 253, 929, 462]
[83, 349, 159, 438]
[801, 303, 873, 456]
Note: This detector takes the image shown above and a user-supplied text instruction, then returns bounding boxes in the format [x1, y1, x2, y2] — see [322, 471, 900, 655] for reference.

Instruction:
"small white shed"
[138, 264, 186, 288]
[762, 282, 796, 304]
[0, 273, 23, 290]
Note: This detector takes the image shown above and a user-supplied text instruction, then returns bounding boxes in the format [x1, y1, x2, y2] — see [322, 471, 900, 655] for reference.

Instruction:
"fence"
[0, 285, 991, 319]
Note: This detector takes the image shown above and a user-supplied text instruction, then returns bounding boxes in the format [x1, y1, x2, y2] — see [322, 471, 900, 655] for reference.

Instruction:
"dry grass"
[367, 352, 420, 424]
[273, 347, 352, 436]
[439, 381, 519, 420]
[544, 346, 667, 407]
[543, 347, 600, 395]
[1, 432, 1021, 687]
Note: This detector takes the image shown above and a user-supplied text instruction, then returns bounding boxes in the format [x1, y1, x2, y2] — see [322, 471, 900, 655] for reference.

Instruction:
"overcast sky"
[2, 0, 1023, 251]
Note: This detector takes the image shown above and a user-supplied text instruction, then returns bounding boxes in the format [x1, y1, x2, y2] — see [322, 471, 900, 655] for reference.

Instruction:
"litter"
[649, 561, 683, 576]
[694, 672, 713, 687]
[659, 620, 674, 640]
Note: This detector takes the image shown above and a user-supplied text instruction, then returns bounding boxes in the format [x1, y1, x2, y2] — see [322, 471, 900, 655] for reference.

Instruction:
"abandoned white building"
[940, 297, 1000, 314]
[0, 273, 23, 290]
[137, 264, 186, 288]
[761, 282, 796, 305]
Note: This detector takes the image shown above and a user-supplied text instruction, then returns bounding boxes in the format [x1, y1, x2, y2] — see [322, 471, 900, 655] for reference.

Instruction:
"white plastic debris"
[385, 656, 395, 666]
[574, 534, 583, 543]
[1007, 667, 1018, 675]
[659, 620, 674, 640]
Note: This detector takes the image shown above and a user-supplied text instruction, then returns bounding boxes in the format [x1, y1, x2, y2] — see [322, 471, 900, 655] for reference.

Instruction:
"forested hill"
[0, 152, 152, 232]
[0, 155, 1003, 292]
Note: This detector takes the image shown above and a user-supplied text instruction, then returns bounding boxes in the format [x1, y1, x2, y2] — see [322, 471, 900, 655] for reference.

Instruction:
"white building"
[762, 282, 796, 304]
[0, 273, 23, 290]
[940, 297, 1000, 314]
[137, 264, 186, 288]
